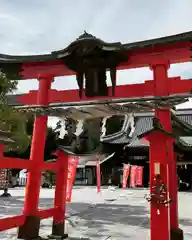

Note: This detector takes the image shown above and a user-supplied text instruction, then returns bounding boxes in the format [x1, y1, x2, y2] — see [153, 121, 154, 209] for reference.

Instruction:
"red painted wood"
[0, 208, 56, 231]
[169, 77, 192, 94]
[148, 64, 179, 240]
[17, 76, 192, 105]
[0, 159, 57, 171]
[23, 76, 52, 216]
[0, 215, 25, 231]
[0, 157, 30, 169]
[149, 64, 170, 240]
[168, 148, 179, 229]
[152, 64, 179, 232]
[38, 208, 56, 219]
[147, 132, 170, 240]
[20, 42, 191, 79]
[43, 162, 57, 171]
[17, 83, 153, 105]
[53, 151, 68, 227]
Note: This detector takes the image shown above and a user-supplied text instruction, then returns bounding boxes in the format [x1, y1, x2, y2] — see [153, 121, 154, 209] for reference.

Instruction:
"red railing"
[0, 208, 56, 231]
[0, 157, 58, 232]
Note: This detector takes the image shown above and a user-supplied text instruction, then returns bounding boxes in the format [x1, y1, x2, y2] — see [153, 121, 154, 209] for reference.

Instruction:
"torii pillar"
[145, 64, 183, 240]
[50, 150, 68, 239]
[18, 76, 52, 239]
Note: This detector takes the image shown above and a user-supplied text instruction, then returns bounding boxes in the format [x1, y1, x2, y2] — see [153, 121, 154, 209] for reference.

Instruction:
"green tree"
[63, 116, 124, 154]
[0, 72, 30, 152]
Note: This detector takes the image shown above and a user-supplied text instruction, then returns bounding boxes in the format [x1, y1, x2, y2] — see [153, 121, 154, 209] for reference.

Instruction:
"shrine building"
[71, 108, 192, 188]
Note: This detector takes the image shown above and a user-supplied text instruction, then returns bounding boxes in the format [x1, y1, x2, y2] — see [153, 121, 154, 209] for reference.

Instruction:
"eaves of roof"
[104, 113, 192, 147]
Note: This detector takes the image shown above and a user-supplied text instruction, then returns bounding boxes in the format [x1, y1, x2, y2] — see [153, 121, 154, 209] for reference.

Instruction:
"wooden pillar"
[50, 150, 68, 239]
[18, 76, 52, 239]
[146, 132, 170, 240]
[169, 151, 183, 239]
[168, 145, 178, 228]
[150, 64, 183, 240]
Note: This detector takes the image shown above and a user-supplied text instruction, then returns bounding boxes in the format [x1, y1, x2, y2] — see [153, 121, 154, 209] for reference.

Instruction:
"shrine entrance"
[0, 31, 192, 239]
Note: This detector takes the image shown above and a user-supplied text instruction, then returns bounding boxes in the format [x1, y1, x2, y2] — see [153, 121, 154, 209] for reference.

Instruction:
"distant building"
[100, 109, 192, 188]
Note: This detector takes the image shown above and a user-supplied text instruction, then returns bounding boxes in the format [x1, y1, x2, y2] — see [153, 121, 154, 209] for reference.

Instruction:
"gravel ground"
[0, 187, 191, 239]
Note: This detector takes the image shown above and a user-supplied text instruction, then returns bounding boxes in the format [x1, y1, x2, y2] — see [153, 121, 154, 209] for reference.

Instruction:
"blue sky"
[0, 0, 192, 126]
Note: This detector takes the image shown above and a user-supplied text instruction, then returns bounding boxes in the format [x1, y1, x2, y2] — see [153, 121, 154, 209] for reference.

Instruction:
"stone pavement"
[0, 187, 191, 239]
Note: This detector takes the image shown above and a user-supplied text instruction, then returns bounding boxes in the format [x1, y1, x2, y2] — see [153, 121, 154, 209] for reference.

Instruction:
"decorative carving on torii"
[52, 31, 127, 98]
[0, 31, 126, 98]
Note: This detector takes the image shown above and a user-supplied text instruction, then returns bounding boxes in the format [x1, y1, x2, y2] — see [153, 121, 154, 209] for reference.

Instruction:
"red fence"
[0, 208, 55, 231]
[0, 155, 61, 234]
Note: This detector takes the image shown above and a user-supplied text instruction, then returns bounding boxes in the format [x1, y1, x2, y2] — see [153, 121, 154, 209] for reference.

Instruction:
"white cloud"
[0, 0, 192, 126]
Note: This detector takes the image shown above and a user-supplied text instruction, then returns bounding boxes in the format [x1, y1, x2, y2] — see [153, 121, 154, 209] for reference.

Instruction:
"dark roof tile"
[104, 113, 192, 146]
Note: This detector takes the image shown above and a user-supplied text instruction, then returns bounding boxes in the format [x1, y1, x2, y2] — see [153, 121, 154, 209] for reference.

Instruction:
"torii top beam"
[1, 30, 192, 103]
[0, 31, 191, 80]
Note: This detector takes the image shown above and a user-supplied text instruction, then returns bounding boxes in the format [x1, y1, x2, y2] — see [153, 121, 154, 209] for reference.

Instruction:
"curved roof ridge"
[0, 31, 191, 65]
[101, 114, 133, 142]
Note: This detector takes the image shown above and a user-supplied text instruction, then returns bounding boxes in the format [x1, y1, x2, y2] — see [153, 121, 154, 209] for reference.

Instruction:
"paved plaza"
[0, 187, 191, 239]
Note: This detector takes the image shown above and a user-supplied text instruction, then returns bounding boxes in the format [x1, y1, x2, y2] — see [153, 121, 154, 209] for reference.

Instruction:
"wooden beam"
[20, 42, 191, 79]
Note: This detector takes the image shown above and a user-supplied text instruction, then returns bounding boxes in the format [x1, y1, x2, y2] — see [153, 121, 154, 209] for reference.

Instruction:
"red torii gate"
[0, 31, 192, 239]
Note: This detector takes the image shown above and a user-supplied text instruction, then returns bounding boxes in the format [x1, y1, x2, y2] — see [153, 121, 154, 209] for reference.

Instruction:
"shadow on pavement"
[0, 196, 191, 239]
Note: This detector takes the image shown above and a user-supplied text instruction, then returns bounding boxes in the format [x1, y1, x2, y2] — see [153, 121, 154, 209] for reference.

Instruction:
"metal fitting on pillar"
[145, 174, 172, 208]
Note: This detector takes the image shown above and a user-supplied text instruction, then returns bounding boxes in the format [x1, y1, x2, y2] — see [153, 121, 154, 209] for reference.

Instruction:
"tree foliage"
[84, 116, 124, 151]
[62, 116, 124, 154]
[10, 116, 57, 176]
[0, 72, 30, 152]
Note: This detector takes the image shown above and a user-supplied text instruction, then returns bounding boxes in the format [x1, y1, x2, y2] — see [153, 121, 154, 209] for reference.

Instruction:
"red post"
[169, 151, 183, 239]
[18, 76, 52, 239]
[147, 132, 170, 240]
[51, 150, 68, 238]
[151, 64, 183, 240]
[96, 157, 101, 193]
[167, 143, 179, 229]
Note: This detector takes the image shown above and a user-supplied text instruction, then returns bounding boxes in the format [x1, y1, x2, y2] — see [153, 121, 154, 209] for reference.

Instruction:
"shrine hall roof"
[102, 109, 192, 149]
[57, 147, 115, 167]
[0, 30, 192, 79]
